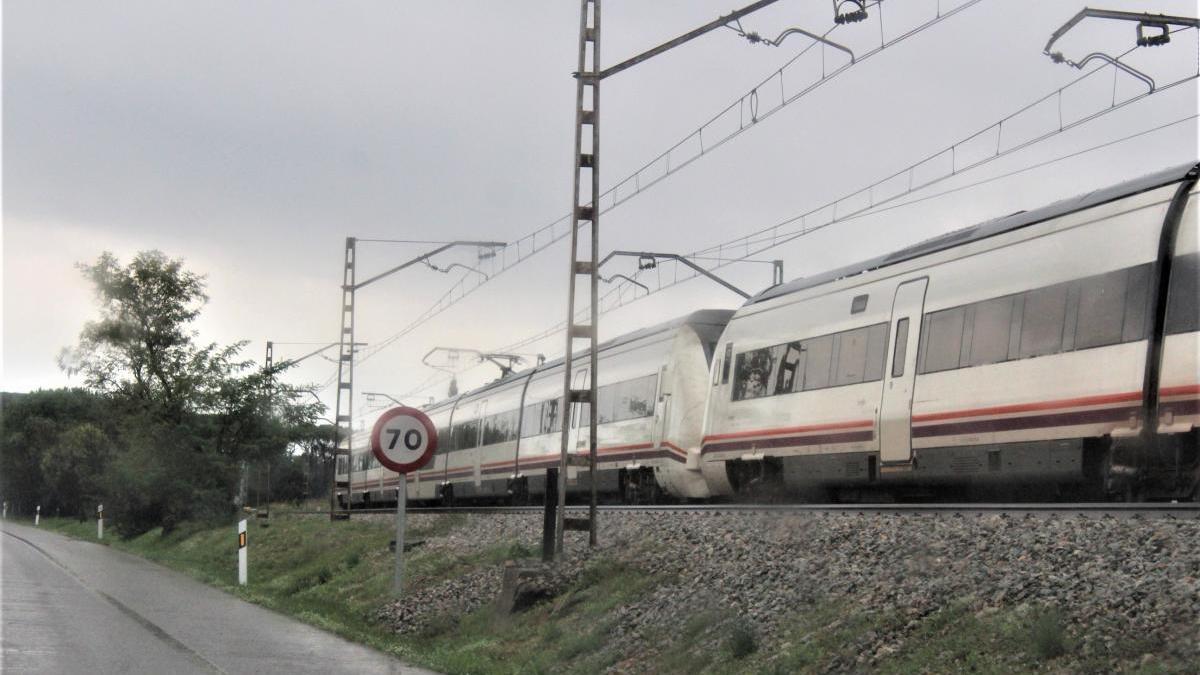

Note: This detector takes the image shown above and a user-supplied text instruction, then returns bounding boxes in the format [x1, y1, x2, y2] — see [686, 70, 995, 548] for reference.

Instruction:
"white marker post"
[369, 406, 438, 597]
[97, 504, 104, 540]
[237, 519, 248, 586]
[35, 505, 40, 526]
[3, 501, 7, 520]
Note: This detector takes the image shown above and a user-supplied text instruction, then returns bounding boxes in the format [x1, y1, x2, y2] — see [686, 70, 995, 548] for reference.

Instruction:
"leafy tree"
[41, 423, 113, 517]
[0, 389, 113, 517]
[59, 251, 324, 534]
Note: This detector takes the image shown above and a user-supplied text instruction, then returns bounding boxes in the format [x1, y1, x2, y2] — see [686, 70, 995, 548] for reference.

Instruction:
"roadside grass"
[33, 513, 665, 673]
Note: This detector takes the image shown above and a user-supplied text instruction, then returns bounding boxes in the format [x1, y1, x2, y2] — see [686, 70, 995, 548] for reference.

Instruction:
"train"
[337, 161, 1200, 505]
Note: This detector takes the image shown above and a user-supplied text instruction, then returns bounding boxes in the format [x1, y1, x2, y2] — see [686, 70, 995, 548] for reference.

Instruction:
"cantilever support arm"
[266, 341, 364, 374]
[592, 0, 785, 81]
[599, 251, 751, 299]
[353, 241, 506, 291]
[1044, 8, 1199, 57]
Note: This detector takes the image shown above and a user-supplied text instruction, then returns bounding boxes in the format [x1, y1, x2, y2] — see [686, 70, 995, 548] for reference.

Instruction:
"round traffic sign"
[370, 407, 438, 474]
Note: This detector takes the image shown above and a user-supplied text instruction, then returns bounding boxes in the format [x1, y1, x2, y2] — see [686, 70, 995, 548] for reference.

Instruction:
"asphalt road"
[0, 523, 436, 674]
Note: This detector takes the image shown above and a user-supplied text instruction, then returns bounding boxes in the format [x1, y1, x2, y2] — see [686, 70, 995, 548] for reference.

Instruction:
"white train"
[338, 310, 733, 506]
[338, 162, 1200, 504]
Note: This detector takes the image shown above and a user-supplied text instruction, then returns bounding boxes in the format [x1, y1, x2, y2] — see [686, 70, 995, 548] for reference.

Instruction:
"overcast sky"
[4, 0, 1198, 427]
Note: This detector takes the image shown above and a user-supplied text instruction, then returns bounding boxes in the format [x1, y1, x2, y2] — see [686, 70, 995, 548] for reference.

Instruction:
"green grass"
[31, 513, 666, 673]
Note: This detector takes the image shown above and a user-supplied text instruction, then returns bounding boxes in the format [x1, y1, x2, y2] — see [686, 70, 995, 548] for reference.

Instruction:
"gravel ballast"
[375, 509, 1200, 671]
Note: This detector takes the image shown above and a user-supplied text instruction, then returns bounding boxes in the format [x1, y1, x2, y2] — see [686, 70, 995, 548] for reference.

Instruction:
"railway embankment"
[36, 508, 1200, 673]
[371, 509, 1200, 673]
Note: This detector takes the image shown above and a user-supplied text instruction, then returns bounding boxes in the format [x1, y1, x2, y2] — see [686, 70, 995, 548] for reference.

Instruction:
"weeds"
[1029, 605, 1068, 660]
[726, 618, 758, 659]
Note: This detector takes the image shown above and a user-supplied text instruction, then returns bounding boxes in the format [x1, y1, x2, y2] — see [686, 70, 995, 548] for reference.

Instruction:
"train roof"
[748, 162, 1200, 306]
[423, 308, 735, 408]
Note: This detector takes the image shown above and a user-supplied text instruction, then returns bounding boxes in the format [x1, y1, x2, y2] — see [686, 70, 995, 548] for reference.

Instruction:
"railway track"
[273, 502, 1200, 519]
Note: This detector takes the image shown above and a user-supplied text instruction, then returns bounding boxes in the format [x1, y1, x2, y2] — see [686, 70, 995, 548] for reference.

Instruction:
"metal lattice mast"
[331, 237, 356, 520]
[557, 0, 601, 553]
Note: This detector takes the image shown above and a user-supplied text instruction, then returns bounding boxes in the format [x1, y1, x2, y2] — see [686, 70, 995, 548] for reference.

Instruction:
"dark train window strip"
[917, 262, 1154, 375]
[731, 322, 889, 402]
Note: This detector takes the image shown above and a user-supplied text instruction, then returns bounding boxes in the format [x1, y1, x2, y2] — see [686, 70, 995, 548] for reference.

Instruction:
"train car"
[701, 163, 1200, 501]
[335, 309, 732, 506]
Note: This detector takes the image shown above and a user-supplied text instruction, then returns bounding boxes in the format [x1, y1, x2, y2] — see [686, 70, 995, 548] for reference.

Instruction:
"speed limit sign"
[371, 406, 438, 474]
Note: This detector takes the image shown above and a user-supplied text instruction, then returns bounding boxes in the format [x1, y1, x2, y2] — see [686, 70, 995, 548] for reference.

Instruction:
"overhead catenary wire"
[329, 4, 1194, 398]
[401, 100, 1193, 399]
[494, 73, 1199, 357]
[488, 113, 1197, 359]
[578, 33, 1200, 317]
[345, 0, 984, 371]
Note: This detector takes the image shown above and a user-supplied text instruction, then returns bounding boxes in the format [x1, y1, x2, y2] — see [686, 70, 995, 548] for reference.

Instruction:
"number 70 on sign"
[370, 407, 438, 474]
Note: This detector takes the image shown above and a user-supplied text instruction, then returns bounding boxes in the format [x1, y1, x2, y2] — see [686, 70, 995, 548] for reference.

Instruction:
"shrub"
[1029, 606, 1067, 660]
[726, 620, 758, 659]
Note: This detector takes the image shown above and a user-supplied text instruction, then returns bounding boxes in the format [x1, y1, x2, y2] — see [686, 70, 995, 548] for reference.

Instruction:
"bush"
[726, 619, 758, 659]
[1029, 606, 1067, 660]
[103, 420, 237, 538]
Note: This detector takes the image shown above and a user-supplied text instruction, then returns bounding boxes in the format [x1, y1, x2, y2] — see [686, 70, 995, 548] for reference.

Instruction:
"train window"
[572, 401, 590, 428]
[774, 343, 804, 394]
[1074, 268, 1128, 350]
[864, 323, 889, 382]
[621, 374, 657, 420]
[482, 409, 519, 445]
[451, 419, 479, 450]
[436, 427, 450, 451]
[1123, 263, 1152, 340]
[712, 356, 722, 386]
[922, 306, 966, 373]
[834, 326, 870, 386]
[519, 403, 539, 438]
[801, 335, 834, 390]
[1165, 253, 1199, 334]
[596, 381, 618, 424]
[966, 295, 1014, 366]
[543, 399, 562, 435]
[733, 347, 775, 401]
[721, 343, 733, 384]
[1019, 283, 1068, 358]
[731, 323, 889, 401]
[891, 318, 909, 377]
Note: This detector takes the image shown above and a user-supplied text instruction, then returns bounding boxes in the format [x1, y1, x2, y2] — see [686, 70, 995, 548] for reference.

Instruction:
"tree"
[60, 251, 323, 535]
[41, 423, 113, 517]
[0, 389, 114, 517]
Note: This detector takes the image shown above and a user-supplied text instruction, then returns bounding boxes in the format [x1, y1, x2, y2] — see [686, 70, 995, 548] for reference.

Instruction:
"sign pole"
[369, 406, 438, 598]
[394, 483, 406, 596]
[238, 519, 248, 586]
[97, 504, 104, 540]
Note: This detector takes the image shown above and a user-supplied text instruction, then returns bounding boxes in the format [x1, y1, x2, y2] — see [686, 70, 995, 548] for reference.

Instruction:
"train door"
[879, 278, 928, 464]
[473, 400, 487, 488]
[433, 404, 458, 499]
[568, 368, 589, 480]
[652, 365, 671, 451]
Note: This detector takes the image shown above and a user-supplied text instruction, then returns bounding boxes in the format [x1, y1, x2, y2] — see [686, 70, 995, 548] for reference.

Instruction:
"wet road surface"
[1, 523, 436, 674]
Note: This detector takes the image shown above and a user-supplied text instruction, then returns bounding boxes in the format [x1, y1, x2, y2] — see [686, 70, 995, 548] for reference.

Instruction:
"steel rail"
[272, 502, 1200, 517]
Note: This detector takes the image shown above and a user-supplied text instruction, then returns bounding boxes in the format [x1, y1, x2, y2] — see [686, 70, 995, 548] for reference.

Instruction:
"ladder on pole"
[331, 237, 356, 521]
[557, 0, 601, 554]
